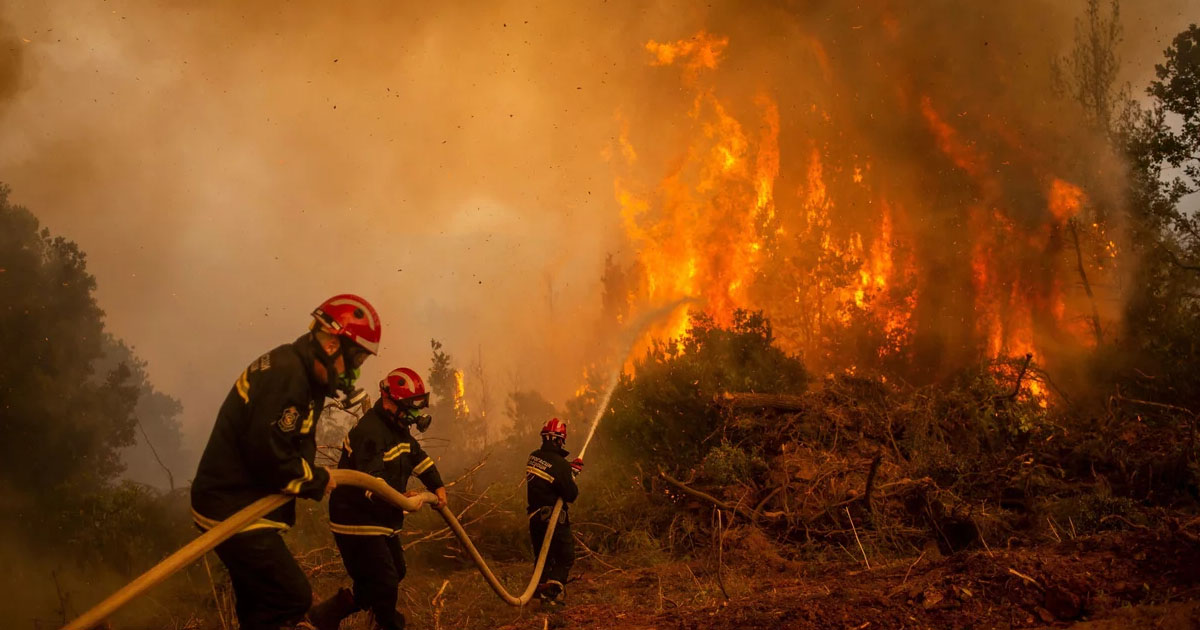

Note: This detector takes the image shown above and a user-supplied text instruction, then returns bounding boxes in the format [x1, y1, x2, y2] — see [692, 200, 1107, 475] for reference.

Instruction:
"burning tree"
[605, 12, 1132, 403]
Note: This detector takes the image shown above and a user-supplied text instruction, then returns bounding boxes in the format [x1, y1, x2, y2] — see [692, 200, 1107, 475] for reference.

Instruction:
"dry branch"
[660, 470, 780, 522]
[717, 391, 806, 412]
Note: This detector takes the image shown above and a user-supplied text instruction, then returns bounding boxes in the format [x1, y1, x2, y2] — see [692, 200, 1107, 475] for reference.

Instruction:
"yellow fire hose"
[61, 299, 688, 630]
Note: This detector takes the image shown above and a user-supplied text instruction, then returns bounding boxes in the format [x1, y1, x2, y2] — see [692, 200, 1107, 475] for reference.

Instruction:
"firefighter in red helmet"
[190, 294, 381, 630]
[525, 417, 583, 605]
[308, 367, 447, 630]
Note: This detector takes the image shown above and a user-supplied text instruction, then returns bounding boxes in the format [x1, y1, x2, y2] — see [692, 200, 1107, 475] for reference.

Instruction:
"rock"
[1043, 585, 1083, 620]
[921, 588, 944, 610]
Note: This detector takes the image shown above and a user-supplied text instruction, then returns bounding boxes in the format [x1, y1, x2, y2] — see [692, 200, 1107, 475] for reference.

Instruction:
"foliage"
[424, 339, 487, 471]
[0, 184, 137, 501]
[701, 441, 767, 486]
[62, 482, 192, 574]
[600, 309, 810, 474]
[100, 337, 189, 491]
[1053, 0, 1129, 131]
[600, 309, 806, 470]
[0, 183, 187, 567]
[504, 389, 557, 447]
[1108, 21, 1200, 409]
[1149, 24, 1200, 193]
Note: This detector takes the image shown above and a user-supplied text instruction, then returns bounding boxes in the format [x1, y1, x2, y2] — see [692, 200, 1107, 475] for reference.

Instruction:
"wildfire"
[1048, 179, 1084, 222]
[608, 30, 1121, 396]
[453, 370, 470, 416]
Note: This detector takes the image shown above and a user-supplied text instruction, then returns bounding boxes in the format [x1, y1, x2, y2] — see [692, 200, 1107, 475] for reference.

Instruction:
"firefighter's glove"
[570, 457, 584, 477]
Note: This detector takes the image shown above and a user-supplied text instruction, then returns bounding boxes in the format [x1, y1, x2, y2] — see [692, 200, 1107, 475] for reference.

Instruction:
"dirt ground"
[346, 528, 1200, 630]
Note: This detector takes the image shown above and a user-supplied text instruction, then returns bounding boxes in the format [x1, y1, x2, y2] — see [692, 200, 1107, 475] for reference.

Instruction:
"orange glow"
[1048, 179, 1085, 222]
[453, 370, 470, 416]
[608, 32, 1119, 397]
[645, 31, 728, 75]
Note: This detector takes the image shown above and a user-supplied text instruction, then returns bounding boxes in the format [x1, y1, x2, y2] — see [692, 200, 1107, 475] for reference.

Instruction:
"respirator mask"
[398, 391, 432, 432]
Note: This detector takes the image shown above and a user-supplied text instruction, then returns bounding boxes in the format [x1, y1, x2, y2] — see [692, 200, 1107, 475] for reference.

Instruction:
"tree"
[504, 389, 558, 446]
[1145, 24, 1200, 273]
[0, 185, 141, 502]
[1054, 0, 1129, 133]
[0, 183, 191, 568]
[101, 338, 189, 491]
[423, 339, 487, 471]
[1105, 23, 1200, 408]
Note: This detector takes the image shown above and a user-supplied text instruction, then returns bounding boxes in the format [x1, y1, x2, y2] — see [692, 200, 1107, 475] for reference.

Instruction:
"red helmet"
[540, 417, 567, 442]
[312, 294, 382, 355]
[380, 367, 430, 409]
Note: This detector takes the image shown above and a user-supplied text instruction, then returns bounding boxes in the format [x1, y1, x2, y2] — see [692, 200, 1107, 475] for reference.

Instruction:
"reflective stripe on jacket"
[328, 400, 443, 534]
[190, 335, 331, 530]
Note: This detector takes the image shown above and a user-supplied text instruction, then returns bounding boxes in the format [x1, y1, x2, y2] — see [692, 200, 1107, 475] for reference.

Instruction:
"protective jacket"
[328, 400, 443, 536]
[191, 335, 331, 532]
[525, 440, 579, 514]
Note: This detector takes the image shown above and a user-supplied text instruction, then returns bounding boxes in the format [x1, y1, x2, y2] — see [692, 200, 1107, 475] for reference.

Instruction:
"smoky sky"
[0, 1, 1195, 455]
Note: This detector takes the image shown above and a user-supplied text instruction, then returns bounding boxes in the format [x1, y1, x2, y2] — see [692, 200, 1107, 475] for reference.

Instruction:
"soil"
[383, 529, 1200, 630]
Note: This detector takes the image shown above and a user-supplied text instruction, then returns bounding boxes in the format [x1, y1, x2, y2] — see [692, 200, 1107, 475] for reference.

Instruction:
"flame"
[1048, 179, 1084, 222]
[608, 31, 1120, 394]
[645, 31, 728, 76]
[452, 370, 470, 416]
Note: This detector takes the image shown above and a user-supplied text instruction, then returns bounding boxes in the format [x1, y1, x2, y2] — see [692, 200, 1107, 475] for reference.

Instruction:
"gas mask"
[406, 407, 433, 433]
[313, 333, 370, 400]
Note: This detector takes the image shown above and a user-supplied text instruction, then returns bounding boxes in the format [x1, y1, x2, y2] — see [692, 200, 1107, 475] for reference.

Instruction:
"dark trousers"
[213, 529, 312, 630]
[333, 533, 406, 630]
[529, 508, 575, 585]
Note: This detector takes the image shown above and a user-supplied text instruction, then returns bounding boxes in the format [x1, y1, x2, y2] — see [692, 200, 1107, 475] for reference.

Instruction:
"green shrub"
[600, 309, 809, 474]
[701, 441, 768, 486]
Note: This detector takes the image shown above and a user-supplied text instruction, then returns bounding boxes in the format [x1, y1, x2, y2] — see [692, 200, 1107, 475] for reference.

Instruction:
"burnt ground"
[343, 528, 1200, 630]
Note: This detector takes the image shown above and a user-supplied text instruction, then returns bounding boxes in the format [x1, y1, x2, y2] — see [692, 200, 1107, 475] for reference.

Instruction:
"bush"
[600, 309, 809, 474]
[701, 441, 767, 486]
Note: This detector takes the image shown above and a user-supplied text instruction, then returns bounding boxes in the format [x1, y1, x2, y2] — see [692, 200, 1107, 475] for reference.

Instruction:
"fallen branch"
[573, 532, 623, 573]
[846, 507, 871, 569]
[660, 470, 775, 522]
[1008, 567, 1042, 590]
[717, 392, 806, 412]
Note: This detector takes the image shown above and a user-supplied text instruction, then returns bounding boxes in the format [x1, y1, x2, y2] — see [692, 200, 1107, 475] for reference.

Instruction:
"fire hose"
[61, 299, 688, 630]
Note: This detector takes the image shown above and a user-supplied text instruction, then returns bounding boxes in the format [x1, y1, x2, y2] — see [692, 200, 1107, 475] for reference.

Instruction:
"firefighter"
[189, 294, 381, 630]
[525, 417, 583, 604]
[308, 367, 447, 630]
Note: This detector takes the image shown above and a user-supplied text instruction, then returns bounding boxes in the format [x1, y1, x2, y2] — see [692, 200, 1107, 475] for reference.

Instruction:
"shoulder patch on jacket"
[279, 406, 300, 432]
[251, 353, 271, 372]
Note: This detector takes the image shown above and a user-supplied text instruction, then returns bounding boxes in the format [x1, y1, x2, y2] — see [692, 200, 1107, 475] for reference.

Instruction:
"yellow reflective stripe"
[382, 443, 411, 462]
[413, 457, 435, 475]
[191, 508, 289, 533]
[242, 518, 290, 532]
[235, 370, 250, 403]
[342, 436, 353, 456]
[191, 508, 220, 530]
[329, 522, 398, 536]
[300, 408, 314, 434]
[526, 466, 554, 483]
[283, 459, 313, 495]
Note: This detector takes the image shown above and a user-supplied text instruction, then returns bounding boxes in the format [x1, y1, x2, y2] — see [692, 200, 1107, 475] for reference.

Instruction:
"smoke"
[0, 1, 1193, 457]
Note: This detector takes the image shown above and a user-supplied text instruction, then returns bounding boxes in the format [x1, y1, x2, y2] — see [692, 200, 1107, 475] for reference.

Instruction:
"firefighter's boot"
[306, 587, 357, 630]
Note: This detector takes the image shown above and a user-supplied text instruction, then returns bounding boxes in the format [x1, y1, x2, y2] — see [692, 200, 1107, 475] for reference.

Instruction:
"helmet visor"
[343, 342, 371, 369]
[401, 392, 430, 410]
